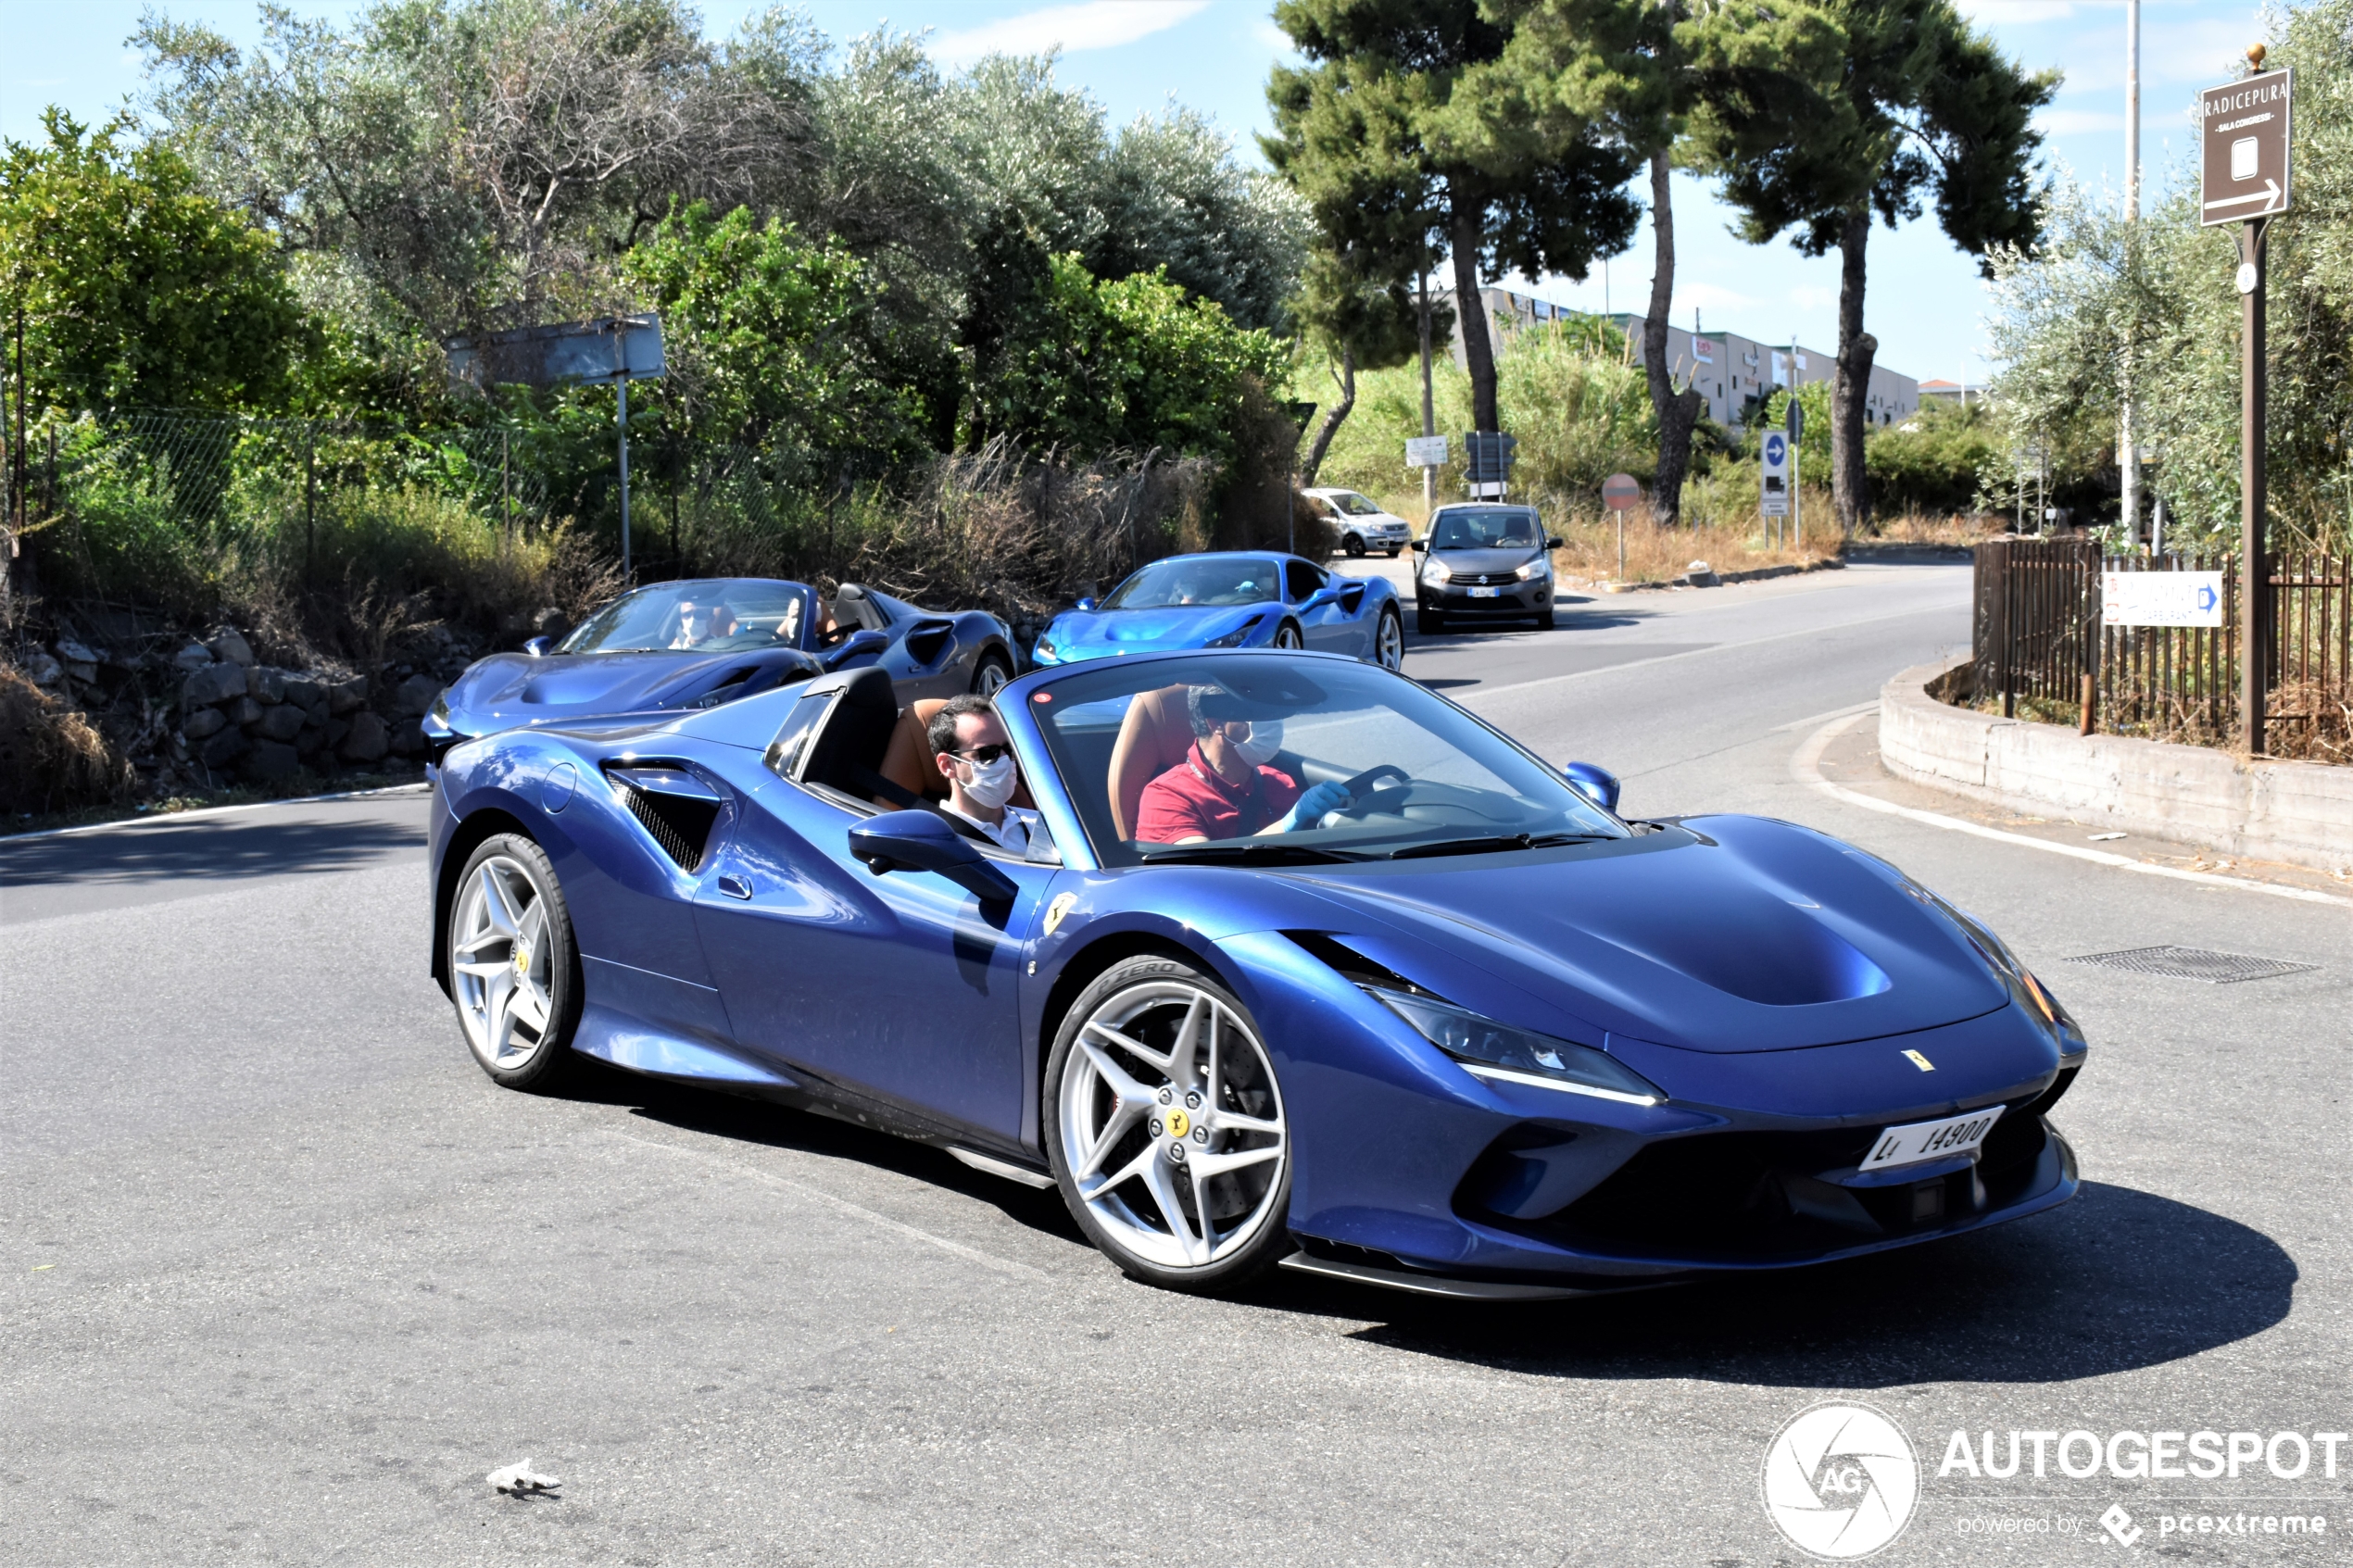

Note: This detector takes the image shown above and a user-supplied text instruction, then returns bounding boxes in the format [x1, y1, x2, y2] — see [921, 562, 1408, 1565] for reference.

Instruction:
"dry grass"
[1550, 510, 1840, 584]
[1972, 680, 2349, 766]
[0, 664, 135, 816]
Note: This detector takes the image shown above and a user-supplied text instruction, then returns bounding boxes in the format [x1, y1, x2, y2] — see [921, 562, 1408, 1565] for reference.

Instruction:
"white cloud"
[1957, 1, 2090, 26]
[930, 1, 1212, 67]
[1677, 281, 1761, 316]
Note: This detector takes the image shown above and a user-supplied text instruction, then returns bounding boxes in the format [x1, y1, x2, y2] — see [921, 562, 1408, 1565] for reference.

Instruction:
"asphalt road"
[6, 562, 2347, 1566]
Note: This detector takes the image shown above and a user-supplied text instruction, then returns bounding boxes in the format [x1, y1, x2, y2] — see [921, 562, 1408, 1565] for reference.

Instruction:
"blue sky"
[3, 0, 2274, 383]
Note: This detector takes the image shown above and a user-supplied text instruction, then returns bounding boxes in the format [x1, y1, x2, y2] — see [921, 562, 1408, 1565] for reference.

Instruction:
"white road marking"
[605, 1129, 1054, 1282]
[1458, 607, 1945, 705]
[1792, 713, 2353, 910]
[2, 783, 430, 844]
[1772, 699, 1882, 732]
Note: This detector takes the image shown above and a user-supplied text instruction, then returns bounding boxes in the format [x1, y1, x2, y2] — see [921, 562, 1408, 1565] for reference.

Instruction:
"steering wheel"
[1315, 764, 1411, 827]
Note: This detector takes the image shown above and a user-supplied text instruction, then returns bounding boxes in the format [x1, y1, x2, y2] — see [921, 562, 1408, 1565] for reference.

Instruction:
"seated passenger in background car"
[1133, 685, 1346, 844]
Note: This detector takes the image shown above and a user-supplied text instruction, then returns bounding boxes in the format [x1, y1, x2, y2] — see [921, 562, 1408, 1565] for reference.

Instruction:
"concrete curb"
[1878, 659, 2353, 875]
[1574, 557, 1848, 595]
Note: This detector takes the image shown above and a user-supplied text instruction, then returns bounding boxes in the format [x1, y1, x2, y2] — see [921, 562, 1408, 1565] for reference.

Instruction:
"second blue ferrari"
[1031, 552, 1404, 672]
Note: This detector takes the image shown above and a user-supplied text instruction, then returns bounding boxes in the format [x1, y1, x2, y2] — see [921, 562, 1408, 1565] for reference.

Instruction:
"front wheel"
[971, 649, 1013, 696]
[1416, 607, 1445, 636]
[1045, 957, 1292, 1291]
[1372, 605, 1404, 671]
[1272, 622, 1304, 650]
[1535, 605, 1556, 631]
[1386, 546, 1403, 558]
[1342, 533, 1366, 558]
[447, 834, 584, 1090]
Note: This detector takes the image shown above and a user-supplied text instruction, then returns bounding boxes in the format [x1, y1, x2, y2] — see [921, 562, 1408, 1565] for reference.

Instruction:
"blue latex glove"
[1268, 779, 1350, 834]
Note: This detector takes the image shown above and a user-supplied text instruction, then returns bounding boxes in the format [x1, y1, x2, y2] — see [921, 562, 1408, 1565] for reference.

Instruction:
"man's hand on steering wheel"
[1267, 780, 1349, 834]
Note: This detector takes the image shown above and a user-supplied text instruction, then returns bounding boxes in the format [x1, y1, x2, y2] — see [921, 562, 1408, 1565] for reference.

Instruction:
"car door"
[1286, 558, 1368, 657]
[687, 690, 1050, 1143]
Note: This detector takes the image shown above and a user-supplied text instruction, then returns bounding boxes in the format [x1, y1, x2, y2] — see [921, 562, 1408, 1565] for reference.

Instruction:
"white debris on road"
[488, 1459, 561, 1496]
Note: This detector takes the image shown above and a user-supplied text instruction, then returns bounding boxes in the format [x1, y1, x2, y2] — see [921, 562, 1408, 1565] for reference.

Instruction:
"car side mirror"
[1299, 586, 1343, 612]
[848, 810, 1018, 902]
[1075, 596, 1098, 612]
[1411, 539, 1428, 553]
[522, 635, 556, 658]
[1545, 536, 1563, 550]
[1561, 762, 1621, 813]
[820, 628, 889, 669]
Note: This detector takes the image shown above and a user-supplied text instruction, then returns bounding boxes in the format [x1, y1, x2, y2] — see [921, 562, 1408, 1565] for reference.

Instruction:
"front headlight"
[1423, 558, 1453, 583]
[1913, 884, 2088, 1060]
[1033, 637, 1061, 663]
[425, 692, 452, 732]
[1203, 616, 1265, 648]
[1514, 558, 1547, 581]
[1367, 986, 1663, 1105]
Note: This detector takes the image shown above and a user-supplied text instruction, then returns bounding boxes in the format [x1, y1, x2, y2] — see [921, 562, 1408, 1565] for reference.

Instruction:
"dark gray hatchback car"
[1411, 504, 1562, 633]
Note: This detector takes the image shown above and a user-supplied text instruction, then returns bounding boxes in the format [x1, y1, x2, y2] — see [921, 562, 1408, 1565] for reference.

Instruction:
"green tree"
[1682, 0, 2052, 532]
[1290, 243, 1436, 487]
[0, 111, 305, 411]
[623, 202, 924, 465]
[1266, 0, 1652, 435]
[971, 255, 1290, 462]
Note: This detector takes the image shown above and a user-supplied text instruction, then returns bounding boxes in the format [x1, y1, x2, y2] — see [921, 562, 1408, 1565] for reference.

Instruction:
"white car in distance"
[1303, 488, 1412, 558]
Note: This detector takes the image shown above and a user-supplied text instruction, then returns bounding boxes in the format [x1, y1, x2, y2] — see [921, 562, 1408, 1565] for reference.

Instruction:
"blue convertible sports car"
[428, 648, 2085, 1298]
[1031, 552, 1404, 672]
[423, 577, 1017, 759]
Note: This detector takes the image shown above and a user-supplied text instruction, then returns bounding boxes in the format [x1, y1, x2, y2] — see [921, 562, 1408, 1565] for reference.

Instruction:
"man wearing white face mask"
[927, 695, 1045, 854]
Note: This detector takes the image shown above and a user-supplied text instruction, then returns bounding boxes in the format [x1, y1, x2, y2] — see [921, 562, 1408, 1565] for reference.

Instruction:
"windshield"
[1026, 654, 1625, 868]
[1430, 509, 1540, 550]
[1328, 492, 1383, 517]
[558, 581, 808, 654]
[1101, 558, 1281, 609]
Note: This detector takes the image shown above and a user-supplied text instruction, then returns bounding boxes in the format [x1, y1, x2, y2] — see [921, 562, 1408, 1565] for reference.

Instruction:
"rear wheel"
[1416, 607, 1445, 635]
[447, 834, 583, 1090]
[971, 649, 1013, 696]
[1273, 622, 1304, 650]
[1045, 956, 1292, 1292]
[1372, 605, 1404, 671]
[1342, 533, 1366, 558]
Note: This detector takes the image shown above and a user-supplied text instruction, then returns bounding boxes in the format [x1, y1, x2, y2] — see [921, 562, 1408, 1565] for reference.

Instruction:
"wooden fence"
[1971, 538, 2351, 756]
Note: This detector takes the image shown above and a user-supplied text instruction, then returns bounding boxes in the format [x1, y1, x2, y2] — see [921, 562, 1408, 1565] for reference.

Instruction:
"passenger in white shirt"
[928, 695, 1047, 856]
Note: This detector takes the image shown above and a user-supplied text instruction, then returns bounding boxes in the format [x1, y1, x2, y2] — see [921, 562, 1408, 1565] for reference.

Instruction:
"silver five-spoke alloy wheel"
[1375, 606, 1404, 671]
[1054, 972, 1288, 1278]
[451, 849, 561, 1075]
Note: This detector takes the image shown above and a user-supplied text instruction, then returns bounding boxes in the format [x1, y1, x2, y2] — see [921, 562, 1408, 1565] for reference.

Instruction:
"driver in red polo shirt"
[1134, 686, 1349, 844]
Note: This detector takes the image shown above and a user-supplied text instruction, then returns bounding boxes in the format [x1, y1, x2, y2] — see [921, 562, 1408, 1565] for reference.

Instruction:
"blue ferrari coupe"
[423, 577, 1017, 759]
[1031, 552, 1404, 672]
[428, 648, 2085, 1297]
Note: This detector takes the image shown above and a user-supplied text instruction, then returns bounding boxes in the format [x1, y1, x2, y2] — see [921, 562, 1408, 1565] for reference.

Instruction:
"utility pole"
[618, 374, 633, 583]
[2120, 0, 2143, 546]
[1416, 270, 1436, 520]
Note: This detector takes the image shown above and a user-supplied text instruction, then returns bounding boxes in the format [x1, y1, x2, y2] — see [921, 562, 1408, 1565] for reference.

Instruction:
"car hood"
[1425, 546, 1541, 575]
[1274, 815, 2009, 1054]
[441, 649, 804, 733]
[1048, 602, 1276, 656]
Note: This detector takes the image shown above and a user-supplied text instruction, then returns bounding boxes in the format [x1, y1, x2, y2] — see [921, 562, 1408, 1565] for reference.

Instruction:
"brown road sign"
[2201, 68, 2291, 225]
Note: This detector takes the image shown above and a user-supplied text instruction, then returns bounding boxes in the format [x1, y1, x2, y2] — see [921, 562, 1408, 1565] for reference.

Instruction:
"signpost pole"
[2240, 219, 2267, 753]
[618, 373, 633, 583]
[1416, 270, 1436, 521]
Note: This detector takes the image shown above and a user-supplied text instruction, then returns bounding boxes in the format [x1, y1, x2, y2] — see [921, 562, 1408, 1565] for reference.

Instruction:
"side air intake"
[604, 765, 723, 872]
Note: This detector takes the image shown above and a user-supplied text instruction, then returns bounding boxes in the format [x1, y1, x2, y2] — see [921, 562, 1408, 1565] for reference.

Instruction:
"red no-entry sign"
[1602, 473, 1642, 511]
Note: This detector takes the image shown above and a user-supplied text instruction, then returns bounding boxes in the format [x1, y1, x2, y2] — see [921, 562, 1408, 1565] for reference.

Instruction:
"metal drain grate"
[2065, 946, 2320, 985]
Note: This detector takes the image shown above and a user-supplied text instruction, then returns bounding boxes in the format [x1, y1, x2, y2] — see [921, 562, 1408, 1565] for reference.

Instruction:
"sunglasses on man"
[945, 744, 1014, 765]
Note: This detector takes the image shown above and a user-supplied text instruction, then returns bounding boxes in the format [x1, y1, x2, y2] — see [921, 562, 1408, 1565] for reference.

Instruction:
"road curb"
[0, 782, 432, 845]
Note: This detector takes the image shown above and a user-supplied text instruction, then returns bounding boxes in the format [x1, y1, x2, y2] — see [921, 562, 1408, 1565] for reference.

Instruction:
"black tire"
[1373, 604, 1405, 671]
[1342, 533, 1366, 558]
[971, 648, 1014, 696]
[1416, 607, 1445, 635]
[1535, 605, 1556, 631]
[1044, 955, 1294, 1293]
[1386, 546, 1403, 558]
[446, 833, 585, 1091]
[1273, 622, 1304, 650]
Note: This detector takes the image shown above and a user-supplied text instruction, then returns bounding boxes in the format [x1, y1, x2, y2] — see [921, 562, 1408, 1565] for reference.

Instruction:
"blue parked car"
[428, 646, 2085, 1298]
[1031, 552, 1403, 672]
[422, 577, 1017, 759]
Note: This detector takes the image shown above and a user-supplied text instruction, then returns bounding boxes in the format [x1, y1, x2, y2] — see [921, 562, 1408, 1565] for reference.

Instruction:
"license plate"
[1859, 1106, 2004, 1172]
[1469, 586, 1501, 598]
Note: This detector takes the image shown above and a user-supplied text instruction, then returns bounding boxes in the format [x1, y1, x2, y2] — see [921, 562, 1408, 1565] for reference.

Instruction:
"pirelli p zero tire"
[1046, 956, 1293, 1293]
[447, 833, 585, 1091]
[971, 649, 1014, 696]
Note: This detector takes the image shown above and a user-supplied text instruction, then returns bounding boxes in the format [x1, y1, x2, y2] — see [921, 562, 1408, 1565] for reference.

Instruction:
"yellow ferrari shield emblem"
[1902, 1049, 1934, 1072]
[513, 942, 533, 981]
[1164, 1108, 1190, 1139]
[1043, 892, 1079, 936]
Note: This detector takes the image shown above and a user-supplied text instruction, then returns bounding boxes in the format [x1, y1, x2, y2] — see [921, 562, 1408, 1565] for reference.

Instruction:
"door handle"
[717, 873, 753, 900]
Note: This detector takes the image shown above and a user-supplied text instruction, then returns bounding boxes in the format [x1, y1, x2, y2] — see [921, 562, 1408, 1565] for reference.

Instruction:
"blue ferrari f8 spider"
[427, 648, 2085, 1298]
[1031, 552, 1404, 672]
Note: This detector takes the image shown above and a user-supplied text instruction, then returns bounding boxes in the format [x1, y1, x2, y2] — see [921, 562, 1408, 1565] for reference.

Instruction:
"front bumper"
[1420, 581, 1551, 616]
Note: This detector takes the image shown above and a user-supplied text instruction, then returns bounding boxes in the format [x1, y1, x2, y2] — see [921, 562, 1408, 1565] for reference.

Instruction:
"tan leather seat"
[875, 696, 1038, 811]
[1107, 685, 1196, 839]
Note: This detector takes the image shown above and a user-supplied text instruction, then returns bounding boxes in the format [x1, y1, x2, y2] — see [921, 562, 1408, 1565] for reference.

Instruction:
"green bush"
[1867, 399, 2003, 518]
